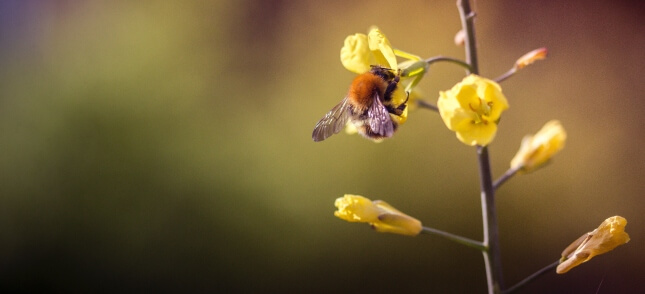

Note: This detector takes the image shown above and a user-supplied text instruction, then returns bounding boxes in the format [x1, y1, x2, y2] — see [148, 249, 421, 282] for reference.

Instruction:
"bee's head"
[369, 65, 398, 81]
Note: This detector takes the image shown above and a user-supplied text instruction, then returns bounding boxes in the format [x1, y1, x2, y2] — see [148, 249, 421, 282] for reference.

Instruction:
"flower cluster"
[323, 24, 630, 290]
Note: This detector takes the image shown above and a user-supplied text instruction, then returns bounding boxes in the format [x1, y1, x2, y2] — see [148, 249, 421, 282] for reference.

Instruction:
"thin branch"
[425, 56, 473, 72]
[502, 260, 559, 294]
[421, 226, 486, 251]
[417, 100, 439, 112]
[493, 166, 521, 190]
[494, 68, 517, 83]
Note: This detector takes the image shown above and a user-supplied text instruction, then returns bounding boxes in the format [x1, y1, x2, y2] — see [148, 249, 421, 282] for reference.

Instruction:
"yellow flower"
[510, 120, 566, 173]
[334, 194, 422, 236]
[340, 27, 398, 74]
[437, 75, 509, 146]
[557, 216, 630, 274]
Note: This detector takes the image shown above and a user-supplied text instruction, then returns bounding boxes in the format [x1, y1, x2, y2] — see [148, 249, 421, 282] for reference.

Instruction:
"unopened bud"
[454, 29, 466, 47]
[515, 47, 548, 70]
[557, 216, 630, 274]
[334, 194, 422, 236]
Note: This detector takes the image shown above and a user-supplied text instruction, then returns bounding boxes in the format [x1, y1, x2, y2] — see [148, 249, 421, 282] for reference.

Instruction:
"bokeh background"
[1, 0, 643, 293]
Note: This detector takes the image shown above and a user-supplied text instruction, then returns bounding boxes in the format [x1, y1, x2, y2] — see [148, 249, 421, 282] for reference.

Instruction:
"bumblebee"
[312, 66, 408, 142]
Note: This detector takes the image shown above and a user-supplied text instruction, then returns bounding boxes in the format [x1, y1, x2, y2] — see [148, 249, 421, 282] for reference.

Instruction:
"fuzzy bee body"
[312, 66, 408, 142]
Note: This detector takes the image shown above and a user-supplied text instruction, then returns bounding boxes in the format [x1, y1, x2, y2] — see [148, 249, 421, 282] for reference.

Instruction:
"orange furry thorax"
[347, 72, 387, 111]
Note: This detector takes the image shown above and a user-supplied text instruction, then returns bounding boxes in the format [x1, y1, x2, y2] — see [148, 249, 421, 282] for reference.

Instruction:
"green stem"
[415, 56, 472, 113]
[502, 260, 559, 294]
[425, 56, 473, 72]
[457, 1, 503, 292]
[421, 226, 486, 251]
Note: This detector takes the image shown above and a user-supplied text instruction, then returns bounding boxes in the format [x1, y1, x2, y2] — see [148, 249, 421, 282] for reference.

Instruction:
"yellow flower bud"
[510, 120, 566, 172]
[437, 74, 509, 146]
[515, 47, 548, 70]
[334, 194, 422, 236]
[557, 216, 630, 274]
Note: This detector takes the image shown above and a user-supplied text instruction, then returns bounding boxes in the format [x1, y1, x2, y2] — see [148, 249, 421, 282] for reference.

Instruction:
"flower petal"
[368, 28, 398, 71]
[334, 194, 379, 222]
[340, 33, 373, 74]
[456, 123, 498, 146]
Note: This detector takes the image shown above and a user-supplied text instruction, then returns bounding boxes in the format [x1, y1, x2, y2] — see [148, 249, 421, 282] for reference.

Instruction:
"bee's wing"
[312, 97, 351, 142]
[367, 94, 394, 138]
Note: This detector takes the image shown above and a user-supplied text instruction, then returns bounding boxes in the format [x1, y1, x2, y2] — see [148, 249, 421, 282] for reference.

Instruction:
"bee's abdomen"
[352, 118, 399, 140]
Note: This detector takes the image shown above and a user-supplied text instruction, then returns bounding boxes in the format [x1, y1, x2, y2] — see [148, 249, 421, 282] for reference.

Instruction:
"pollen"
[469, 98, 492, 125]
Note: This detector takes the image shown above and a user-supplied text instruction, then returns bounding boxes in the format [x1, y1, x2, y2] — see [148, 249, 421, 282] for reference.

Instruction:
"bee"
[312, 66, 408, 142]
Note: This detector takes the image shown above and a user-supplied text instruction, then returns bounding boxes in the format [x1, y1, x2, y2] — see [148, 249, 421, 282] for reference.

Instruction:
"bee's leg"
[383, 74, 401, 102]
[388, 91, 409, 116]
[400, 91, 410, 106]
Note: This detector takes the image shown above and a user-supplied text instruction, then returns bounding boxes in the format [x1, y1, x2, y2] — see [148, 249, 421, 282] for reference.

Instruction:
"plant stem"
[422, 226, 486, 251]
[494, 68, 517, 83]
[457, 0, 504, 292]
[417, 100, 439, 112]
[477, 145, 504, 294]
[416, 55, 473, 113]
[457, 0, 479, 75]
[502, 260, 559, 294]
[493, 166, 520, 190]
[425, 56, 473, 72]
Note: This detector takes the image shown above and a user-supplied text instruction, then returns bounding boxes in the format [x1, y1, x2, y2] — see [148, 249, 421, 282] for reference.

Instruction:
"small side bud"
[515, 47, 548, 70]
[454, 29, 466, 47]
[510, 120, 566, 173]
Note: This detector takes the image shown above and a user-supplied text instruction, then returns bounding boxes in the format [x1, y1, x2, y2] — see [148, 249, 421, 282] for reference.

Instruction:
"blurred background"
[0, 0, 643, 293]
